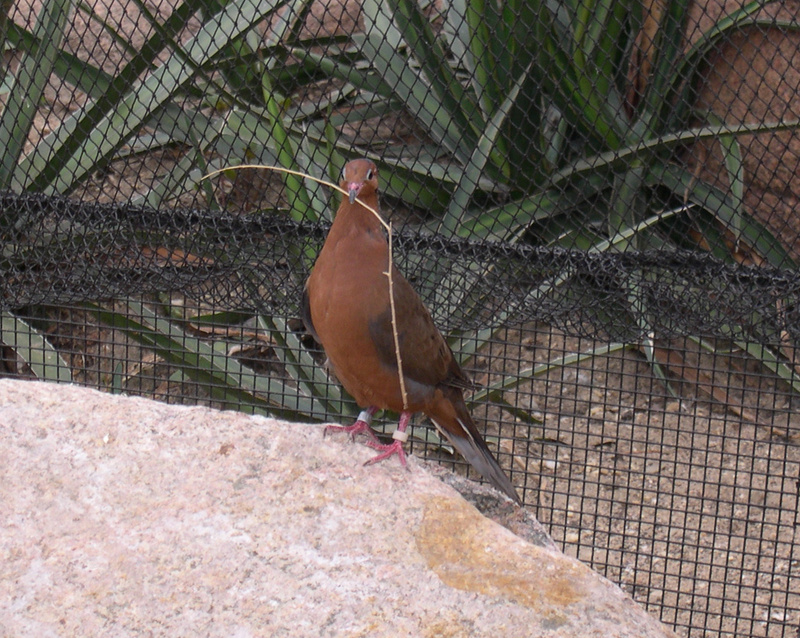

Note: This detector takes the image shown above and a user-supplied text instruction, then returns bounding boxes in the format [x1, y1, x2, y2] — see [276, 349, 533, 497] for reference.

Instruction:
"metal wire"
[2, 0, 800, 636]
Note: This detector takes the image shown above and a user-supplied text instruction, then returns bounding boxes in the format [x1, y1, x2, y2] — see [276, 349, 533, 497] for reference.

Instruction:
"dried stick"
[201, 164, 410, 410]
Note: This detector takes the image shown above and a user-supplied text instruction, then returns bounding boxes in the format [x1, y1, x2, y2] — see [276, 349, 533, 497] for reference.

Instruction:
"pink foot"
[324, 407, 380, 444]
[364, 439, 408, 468]
[363, 412, 411, 469]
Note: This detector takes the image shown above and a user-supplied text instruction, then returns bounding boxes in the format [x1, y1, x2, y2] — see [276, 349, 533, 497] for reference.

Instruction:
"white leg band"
[357, 410, 374, 425]
[392, 429, 409, 443]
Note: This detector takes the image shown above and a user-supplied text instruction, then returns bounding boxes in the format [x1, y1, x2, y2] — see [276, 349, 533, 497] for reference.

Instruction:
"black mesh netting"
[3, 190, 800, 347]
[2, 0, 800, 636]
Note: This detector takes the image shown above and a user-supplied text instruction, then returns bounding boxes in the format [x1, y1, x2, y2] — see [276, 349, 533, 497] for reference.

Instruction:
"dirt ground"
[478, 326, 800, 637]
[5, 1, 800, 637]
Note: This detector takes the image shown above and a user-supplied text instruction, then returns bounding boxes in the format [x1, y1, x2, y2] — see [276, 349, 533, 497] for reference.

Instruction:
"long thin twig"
[201, 164, 410, 410]
[385, 226, 408, 410]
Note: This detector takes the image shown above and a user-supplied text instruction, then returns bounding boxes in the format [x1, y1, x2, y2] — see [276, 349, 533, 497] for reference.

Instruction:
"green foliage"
[1, 0, 798, 419]
[0, 311, 72, 381]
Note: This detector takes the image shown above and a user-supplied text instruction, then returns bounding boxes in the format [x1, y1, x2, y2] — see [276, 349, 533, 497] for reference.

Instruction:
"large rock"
[0, 380, 675, 637]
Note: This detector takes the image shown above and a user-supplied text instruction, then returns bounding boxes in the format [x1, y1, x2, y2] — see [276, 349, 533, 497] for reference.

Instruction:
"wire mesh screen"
[2, 0, 800, 635]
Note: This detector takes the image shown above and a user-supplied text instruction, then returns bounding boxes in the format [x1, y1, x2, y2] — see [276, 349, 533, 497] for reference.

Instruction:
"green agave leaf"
[735, 341, 800, 395]
[0, 0, 71, 191]
[89, 300, 326, 419]
[290, 47, 391, 97]
[588, 204, 683, 253]
[651, 163, 796, 270]
[571, 0, 629, 141]
[445, 0, 546, 186]
[703, 110, 745, 241]
[457, 173, 607, 242]
[257, 0, 317, 221]
[625, 281, 677, 397]
[386, 0, 482, 146]
[440, 62, 532, 236]
[77, 0, 139, 57]
[260, 67, 315, 222]
[296, 134, 331, 222]
[257, 313, 356, 419]
[691, 335, 800, 398]
[361, 0, 471, 164]
[423, 66, 536, 329]
[539, 8, 623, 151]
[637, 0, 691, 133]
[0, 312, 73, 382]
[4, 21, 113, 98]
[607, 161, 648, 251]
[24, 0, 297, 195]
[462, 0, 504, 122]
[13, 0, 205, 192]
[549, 119, 798, 198]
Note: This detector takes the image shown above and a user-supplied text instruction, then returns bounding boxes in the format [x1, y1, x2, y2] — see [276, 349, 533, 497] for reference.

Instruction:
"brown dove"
[301, 158, 520, 503]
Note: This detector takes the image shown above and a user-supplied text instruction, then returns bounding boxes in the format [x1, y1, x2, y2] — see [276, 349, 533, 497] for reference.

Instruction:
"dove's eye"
[366, 169, 374, 180]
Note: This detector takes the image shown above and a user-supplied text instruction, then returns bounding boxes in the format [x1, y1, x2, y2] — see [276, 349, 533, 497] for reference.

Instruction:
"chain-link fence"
[2, 0, 799, 635]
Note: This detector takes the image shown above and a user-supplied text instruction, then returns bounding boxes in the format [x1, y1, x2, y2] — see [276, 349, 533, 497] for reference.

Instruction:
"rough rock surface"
[0, 380, 676, 637]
